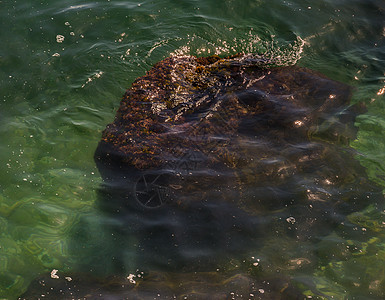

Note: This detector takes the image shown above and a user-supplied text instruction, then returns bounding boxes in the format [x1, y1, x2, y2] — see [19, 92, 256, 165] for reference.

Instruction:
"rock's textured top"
[96, 54, 357, 172]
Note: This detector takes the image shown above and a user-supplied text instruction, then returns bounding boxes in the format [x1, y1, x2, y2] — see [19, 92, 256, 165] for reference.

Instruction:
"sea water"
[0, 0, 385, 298]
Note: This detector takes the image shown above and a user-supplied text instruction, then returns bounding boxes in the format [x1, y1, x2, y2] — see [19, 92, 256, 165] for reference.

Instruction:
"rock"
[89, 53, 383, 297]
[95, 53, 372, 215]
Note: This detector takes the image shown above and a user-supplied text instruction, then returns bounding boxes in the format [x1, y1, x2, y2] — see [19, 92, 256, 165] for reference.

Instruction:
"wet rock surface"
[95, 54, 359, 177]
[94, 54, 376, 220]
[95, 54, 368, 205]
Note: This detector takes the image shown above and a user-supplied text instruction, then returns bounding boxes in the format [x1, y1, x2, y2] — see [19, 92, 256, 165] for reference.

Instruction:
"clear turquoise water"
[0, 0, 385, 298]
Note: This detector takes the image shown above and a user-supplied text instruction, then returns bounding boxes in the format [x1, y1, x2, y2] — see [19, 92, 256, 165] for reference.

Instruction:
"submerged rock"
[93, 53, 383, 266]
[88, 54, 383, 297]
[95, 54, 369, 212]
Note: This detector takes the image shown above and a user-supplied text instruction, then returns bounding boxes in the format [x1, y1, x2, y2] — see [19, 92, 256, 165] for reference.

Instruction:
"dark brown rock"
[87, 54, 383, 298]
[94, 54, 369, 212]
[91, 54, 383, 274]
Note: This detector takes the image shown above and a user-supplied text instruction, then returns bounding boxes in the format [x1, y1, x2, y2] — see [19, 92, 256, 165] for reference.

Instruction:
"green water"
[0, 0, 385, 298]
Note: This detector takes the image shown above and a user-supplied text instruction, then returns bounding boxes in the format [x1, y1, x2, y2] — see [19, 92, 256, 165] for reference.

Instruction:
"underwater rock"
[90, 53, 383, 296]
[95, 54, 371, 213]
[94, 54, 381, 256]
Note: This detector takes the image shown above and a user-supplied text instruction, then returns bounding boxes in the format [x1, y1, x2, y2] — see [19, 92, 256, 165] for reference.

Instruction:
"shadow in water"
[20, 154, 383, 299]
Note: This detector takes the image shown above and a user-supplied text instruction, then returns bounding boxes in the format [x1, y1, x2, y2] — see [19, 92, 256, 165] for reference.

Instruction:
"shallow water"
[1, 0, 385, 298]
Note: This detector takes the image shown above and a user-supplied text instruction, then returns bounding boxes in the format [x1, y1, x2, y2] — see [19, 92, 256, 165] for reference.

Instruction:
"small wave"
[170, 33, 305, 67]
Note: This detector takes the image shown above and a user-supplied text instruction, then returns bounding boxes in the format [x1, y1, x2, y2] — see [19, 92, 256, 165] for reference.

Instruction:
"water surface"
[1, 0, 385, 298]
